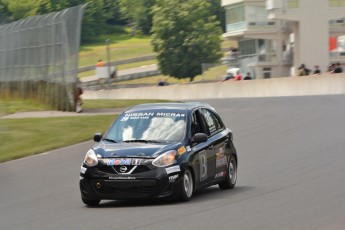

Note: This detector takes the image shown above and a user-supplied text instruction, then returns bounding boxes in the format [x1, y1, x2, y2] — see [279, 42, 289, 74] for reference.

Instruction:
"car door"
[199, 108, 228, 181]
[190, 109, 215, 187]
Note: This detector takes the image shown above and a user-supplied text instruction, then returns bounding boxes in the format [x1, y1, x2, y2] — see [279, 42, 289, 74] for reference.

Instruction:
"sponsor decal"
[156, 113, 185, 117]
[124, 112, 155, 120]
[125, 112, 155, 117]
[199, 151, 207, 181]
[109, 176, 136, 180]
[216, 147, 227, 168]
[186, 146, 191, 152]
[121, 112, 186, 120]
[169, 174, 179, 182]
[102, 158, 134, 166]
[216, 155, 227, 168]
[80, 166, 87, 174]
[100, 158, 148, 166]
[178, 146, 187, 155]
[215, 171, 225, 179]
[165, 165, 181, 174]
[120, 117, 129, 122]
[131, 158, 142, 165]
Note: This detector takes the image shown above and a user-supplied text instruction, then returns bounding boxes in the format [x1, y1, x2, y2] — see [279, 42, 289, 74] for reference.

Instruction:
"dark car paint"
[80, 102, 237, 201]
[93, 142, 181, 158]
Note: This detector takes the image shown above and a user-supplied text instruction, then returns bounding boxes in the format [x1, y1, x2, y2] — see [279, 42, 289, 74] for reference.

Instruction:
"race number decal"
[199, 151, 207, 181]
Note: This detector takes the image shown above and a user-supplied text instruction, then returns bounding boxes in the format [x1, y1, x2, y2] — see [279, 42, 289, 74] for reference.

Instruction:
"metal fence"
[0, 5, 85, 111]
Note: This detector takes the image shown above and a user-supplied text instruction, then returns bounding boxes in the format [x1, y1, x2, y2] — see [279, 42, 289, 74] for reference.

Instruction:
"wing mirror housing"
[192, 133, 208, 143]
[93, 133, 102, 142]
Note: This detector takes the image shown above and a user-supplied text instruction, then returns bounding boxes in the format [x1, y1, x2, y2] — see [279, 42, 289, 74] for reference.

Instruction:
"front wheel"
[82, 197, 101, 206]
[176, 169, 194, 201]
[218, 154, 237, 189]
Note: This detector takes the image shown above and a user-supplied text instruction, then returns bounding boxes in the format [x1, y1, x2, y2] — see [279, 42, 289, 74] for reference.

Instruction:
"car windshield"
[105, 110, 187, 143]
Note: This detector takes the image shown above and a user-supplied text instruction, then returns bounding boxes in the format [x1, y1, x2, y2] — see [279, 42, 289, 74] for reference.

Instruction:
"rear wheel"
[176, 169, 194, 201]
[82, 197, 100, 206]
[218, 154, 237, 189]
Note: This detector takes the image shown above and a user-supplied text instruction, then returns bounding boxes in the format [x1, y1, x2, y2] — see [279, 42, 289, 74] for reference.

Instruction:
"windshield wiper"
[103, 138, 117, 143]
[123, 140, 164, 143]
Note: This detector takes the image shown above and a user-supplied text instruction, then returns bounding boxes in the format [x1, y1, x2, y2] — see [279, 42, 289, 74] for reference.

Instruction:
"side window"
[200, 108, 224, 135]
[191, 110, 208, 136]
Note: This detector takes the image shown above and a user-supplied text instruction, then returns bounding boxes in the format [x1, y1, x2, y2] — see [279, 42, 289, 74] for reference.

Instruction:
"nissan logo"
[119, 166, 127, 173]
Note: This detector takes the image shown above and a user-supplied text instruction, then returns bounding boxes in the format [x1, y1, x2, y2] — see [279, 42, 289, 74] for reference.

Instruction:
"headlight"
[152, 150, 177, 167]
[83, 149, 98, 167]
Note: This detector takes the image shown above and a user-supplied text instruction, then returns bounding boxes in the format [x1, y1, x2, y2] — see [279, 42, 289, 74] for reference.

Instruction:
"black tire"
[82, 197, 101, 206]
[176, 168, 194, 201]
[218, 154, 237, 189]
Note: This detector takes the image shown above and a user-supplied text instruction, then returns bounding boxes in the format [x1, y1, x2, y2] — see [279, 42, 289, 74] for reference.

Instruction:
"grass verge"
[79, 36, 153, 67]
[0, 99, 53, 116]
[0, 99, 171, 162]
[82, 99, 170, 109]
[0, 116, 116, 162]
[0, 99, 169, 116]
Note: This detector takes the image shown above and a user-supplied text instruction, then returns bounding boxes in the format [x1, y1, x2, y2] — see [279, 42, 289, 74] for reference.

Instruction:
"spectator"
[74, 83, 83, 113]
[313, 65, 321, 75]
[221, 73, 234, 82]
[96, 59, 105, 67]
[110, 68, 117, 79]
[297, 64, 310, 76]
[234, 71, 242, 81]
[327, 63, 335, 73]
[333, 62, 343, 73]
[297, 66, 305, 76]
[157, 78, 169, 86]
[244, 72, 252, 80]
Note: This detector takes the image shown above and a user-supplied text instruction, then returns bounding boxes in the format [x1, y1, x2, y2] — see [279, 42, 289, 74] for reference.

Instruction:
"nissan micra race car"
[79, 102, 238, 206]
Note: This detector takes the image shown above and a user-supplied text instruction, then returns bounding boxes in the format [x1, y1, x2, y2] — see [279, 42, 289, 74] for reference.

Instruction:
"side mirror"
[192, 133, 208, 143]
[93, 133, 102, 142]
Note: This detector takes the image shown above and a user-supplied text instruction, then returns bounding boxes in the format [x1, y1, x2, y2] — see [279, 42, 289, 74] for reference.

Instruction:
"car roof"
[124, 102, 215, 113]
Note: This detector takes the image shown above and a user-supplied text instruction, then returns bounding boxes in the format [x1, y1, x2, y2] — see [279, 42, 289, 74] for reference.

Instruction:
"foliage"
[151, 0, 223, 81]
[39, 0, 118, 43]
[119, 0, 156, 35]
[0, 0, 225, 45]
[1, 0, 127, 43]
[209, 0, 225, 32]
[2, 0, 45, 20]
[0, 0, 11, 23]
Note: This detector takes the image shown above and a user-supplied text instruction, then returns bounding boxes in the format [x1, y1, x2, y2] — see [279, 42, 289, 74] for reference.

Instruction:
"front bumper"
[80, 165, 181, 200]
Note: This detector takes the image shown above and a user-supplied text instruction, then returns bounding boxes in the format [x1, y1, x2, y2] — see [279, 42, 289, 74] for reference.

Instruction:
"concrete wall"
[83, 74, 345, 100]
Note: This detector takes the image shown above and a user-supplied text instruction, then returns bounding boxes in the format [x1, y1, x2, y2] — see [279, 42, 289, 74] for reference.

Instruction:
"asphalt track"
[1, 95, 345, 230]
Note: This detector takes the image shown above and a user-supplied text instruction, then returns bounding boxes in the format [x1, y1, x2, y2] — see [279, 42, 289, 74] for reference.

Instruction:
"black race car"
[79, 102, 238, 206]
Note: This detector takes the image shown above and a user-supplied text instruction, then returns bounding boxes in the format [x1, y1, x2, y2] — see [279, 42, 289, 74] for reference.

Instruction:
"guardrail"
[81, 69, 161, 88]
[78, 55, 156, 73]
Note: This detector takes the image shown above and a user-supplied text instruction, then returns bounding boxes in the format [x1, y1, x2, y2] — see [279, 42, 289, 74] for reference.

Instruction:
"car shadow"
[88, 185, 253, 208]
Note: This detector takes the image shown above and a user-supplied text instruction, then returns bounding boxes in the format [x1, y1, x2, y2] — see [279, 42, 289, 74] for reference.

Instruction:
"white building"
[222, 0, 345, 79]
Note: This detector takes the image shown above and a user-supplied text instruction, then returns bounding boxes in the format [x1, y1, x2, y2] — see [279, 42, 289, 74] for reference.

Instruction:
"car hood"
[93, 142, 180, 158]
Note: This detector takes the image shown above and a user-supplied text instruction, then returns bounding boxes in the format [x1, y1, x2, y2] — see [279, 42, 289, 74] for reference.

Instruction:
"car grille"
[94, 180, 156, 198]
[96, 165, 151, 175]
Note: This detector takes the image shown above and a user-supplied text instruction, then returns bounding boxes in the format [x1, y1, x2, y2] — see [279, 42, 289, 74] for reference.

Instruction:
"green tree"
[104, 0, 127, 26]
[151, 0, 223, 81]
[37, 0, 116, 43]
[119, 0, 156, 35]
[209, 0, 225, 32]
[2, 0, 46, 20]
[0, 0, 11, 24]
